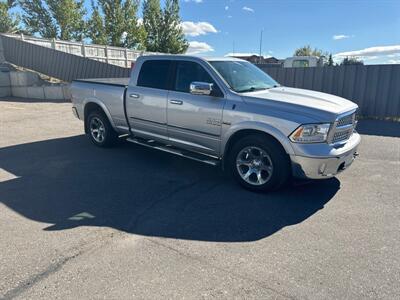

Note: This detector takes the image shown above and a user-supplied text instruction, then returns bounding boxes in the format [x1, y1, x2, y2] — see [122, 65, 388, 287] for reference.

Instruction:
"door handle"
[129, 93, 140, 98]
[170, 99, 183, 105]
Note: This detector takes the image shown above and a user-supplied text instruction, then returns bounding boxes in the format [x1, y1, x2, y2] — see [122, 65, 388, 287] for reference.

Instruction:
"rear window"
[137, 60, 171, 90]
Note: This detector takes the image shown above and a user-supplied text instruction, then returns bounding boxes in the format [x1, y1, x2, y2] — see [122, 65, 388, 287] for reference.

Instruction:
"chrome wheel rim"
[236, 146, 273, 186]
[89, 117, 105, 143]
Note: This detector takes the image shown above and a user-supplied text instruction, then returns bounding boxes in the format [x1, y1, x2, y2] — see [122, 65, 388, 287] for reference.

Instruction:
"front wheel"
[229, 135, 290, 192]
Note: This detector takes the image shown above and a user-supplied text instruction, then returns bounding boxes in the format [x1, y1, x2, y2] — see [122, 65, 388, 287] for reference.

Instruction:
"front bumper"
[290, 132, 361, 179]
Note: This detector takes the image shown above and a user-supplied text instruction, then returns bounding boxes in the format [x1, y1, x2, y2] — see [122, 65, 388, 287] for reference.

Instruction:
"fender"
[83, 98, 119, 131]
[221, 121, 296, 157]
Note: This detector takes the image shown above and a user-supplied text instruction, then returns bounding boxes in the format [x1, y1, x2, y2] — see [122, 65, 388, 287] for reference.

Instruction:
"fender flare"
[221, 121, 295, 157]
[83, 98, 118, 131]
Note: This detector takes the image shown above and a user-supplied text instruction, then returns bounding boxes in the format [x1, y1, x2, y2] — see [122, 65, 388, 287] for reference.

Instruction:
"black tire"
[86, 110, 118, 147]
[228, 134, 290, 192]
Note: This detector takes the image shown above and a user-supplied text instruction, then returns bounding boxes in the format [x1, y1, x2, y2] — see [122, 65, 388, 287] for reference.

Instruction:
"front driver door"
[167, 60, 226, 156]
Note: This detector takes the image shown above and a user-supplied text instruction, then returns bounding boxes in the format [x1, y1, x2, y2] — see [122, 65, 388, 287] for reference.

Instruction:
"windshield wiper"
[236, 87, 268, 93]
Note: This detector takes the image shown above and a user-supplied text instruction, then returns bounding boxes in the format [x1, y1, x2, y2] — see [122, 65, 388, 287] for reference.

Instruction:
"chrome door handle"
[129, 93, 140, 98]
[170, 99, 183, 105]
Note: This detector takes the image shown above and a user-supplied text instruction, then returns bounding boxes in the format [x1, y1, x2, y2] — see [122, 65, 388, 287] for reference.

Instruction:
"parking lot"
[0, 98, 399, 299]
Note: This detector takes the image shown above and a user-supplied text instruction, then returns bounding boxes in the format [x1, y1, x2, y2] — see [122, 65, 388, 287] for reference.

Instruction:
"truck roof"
[140, 54, 245, 62]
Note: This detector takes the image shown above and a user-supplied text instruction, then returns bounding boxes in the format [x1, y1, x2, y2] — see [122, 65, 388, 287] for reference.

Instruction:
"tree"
[19, 0, 86, 41]
[142, 0, 162, 51]
[89, 0, 145, 49]
[340, 56, 364, 65]
[143, 0, 188, 53]
[87, 0, 107, 45]
[294, 45, 329, 64]
[46, 0, 86, 41]
[327, 54, 334, 66]
[19, 0, 57, 38]
[0, 0, 20, 33]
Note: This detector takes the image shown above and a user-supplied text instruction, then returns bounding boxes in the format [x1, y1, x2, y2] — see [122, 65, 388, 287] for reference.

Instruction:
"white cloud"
[181, 21, 218, 37]
[333, 34, 351, 40]
[242, 6, 254, 13]
[387, 59, 400, 64]
[225, 6, 229, 10]
[184, 0, 203, 3]
[186, 41, 214, 55]
[334, 45, 400, 58]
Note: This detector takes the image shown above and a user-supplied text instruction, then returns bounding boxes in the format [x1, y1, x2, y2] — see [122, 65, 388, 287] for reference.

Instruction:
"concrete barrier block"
[11, 86, 28, 98]
[10, 71, 41, 87]
[27, 86, 45, 99]
[62, 84, 71, 100]
[44, 86, 64, 99]
[0, 72, 10, 87]
[0, 86, 11, 97]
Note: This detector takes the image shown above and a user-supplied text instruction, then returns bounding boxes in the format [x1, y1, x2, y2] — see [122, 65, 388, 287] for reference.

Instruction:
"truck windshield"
[209, 61, 279, 93]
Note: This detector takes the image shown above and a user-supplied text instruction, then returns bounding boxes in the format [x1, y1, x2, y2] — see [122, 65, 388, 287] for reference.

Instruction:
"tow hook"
[353, 152, 359, 158]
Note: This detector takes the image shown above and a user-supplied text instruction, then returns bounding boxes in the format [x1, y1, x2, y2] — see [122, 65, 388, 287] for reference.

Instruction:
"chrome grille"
[331, 112, 356, 144]
[337, 114, 354, 127]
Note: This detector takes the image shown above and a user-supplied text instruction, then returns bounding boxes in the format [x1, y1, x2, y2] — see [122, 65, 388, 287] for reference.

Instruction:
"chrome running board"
[126, 137, 220, 166]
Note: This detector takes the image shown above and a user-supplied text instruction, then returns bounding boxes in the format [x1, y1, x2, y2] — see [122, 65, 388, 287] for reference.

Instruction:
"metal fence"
[2, 33, 158, 68]
[1, 34, 131, 82]
[257, 64, 400, 118]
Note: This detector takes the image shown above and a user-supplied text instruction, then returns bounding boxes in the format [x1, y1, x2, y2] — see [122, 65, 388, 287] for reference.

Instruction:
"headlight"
[289, 123, 331, 143]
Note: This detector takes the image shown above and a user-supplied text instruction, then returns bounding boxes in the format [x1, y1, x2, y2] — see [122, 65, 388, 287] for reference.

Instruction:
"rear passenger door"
[126, 60, 172, 141]
[167, 60, 226, 156]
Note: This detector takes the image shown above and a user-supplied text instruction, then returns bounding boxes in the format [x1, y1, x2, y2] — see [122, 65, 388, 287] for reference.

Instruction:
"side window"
[137, 60, 171, 89]
[174, 61, 223, 97]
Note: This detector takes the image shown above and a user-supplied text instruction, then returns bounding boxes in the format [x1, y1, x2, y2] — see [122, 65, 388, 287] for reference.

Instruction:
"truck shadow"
[0, 136, 340, 242]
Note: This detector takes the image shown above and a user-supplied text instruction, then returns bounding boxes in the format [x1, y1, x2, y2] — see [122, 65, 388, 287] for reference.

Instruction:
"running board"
[126, 137, 220, 166]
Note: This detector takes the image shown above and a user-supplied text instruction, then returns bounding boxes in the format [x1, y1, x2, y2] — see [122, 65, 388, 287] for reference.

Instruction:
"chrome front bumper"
[290, 132, 361, 179]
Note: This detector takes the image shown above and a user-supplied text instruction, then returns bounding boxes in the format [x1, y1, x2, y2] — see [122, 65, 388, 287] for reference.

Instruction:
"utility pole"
[259, 29, 263, 63]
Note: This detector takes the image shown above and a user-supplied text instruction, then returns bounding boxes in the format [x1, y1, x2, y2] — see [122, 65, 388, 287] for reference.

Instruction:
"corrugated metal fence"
[1, 34, 130, 82]
[257, 64, 400, 118]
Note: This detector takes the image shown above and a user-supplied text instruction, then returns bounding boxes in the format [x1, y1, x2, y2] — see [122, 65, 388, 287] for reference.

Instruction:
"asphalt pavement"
[0, 98, 399, 299]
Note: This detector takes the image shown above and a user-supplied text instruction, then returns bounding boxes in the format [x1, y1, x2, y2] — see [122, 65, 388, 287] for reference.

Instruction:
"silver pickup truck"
[71, 55, 360, 191]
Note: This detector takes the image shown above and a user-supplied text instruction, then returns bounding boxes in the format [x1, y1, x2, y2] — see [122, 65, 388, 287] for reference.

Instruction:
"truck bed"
[73, 78, 130, 87]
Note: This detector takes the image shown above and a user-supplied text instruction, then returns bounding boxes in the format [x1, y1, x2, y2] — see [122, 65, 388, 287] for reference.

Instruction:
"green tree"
[340, 56, 364, 65]
[142, 0, 162, 51]
[327, 54, 334, 66]
[87, 0, 107, 45]
[0, 0, 20, 33]
[143, 0, 188, 53]
[46, 0, 86, 41]
[90, 0, 145, 49]
[19, 0, 86, 40]
[19, 0, 57, 38]
[294, 45, 329, 64]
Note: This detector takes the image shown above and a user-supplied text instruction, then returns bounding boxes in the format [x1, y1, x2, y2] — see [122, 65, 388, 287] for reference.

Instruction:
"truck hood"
[242, 87, 358, 120]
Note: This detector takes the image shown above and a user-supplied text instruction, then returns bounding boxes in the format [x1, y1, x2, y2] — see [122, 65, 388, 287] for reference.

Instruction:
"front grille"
[331, 112, 356, 143]
[333, 129, 353, 143]
[337, 113, 354, 127]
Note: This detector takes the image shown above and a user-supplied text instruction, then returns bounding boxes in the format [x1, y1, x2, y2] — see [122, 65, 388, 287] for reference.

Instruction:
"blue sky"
[179, 0, 400, 64]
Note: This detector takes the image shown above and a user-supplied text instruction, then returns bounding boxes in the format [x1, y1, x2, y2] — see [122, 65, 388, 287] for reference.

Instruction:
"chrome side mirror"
[190, 81, 213, 96]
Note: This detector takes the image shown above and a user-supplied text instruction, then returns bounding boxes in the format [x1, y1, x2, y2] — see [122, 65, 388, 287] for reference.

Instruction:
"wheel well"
[223, 129, 289, 167]
[84, 102, 104, 133]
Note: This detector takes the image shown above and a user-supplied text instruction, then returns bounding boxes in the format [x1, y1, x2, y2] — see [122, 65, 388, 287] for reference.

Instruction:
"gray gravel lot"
[0, 98, 399, 299]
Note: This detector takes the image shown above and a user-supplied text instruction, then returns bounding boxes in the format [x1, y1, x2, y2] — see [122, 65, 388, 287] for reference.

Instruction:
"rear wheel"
[87, 110, 118, 147]
[229, 135, 290, 192]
